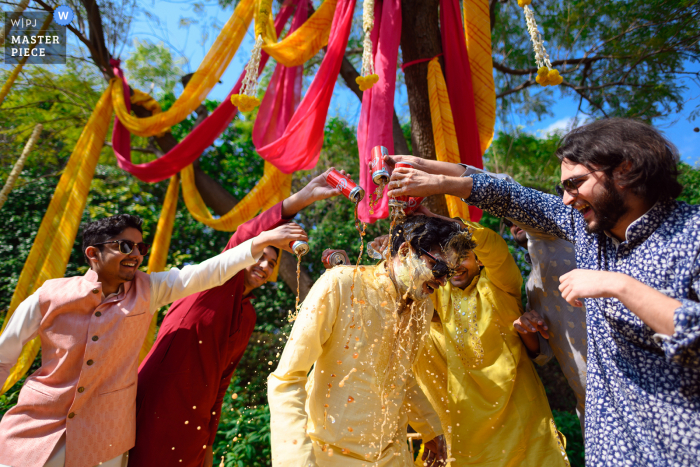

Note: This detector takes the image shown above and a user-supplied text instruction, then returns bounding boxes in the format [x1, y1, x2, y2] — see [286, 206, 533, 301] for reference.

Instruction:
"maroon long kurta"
[129, 202, 287, 467]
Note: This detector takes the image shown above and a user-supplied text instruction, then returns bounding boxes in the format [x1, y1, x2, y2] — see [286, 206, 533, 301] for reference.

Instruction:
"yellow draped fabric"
[0, 13, 52, 107]
[112, 0, 256, 137]
[427, 58, 471, 222]
[463, 0, 496, 155]
[415, 222, 570, 466]
[0, 83, 115, 394]
[180, 162, 290, 231]
[262, 0, 337, 67]
[138, 174, 180, 363]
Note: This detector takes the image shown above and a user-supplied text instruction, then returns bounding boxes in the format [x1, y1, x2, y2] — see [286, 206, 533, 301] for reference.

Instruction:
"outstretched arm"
[151, 225, 307, 311]
[225, 168, 343, 251]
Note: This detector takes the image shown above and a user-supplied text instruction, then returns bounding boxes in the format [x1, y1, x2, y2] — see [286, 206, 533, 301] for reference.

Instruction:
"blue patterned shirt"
[467, 173, 700, 466]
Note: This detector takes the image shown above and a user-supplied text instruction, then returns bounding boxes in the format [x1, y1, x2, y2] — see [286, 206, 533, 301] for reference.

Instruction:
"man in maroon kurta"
[129, 171, 340, 467]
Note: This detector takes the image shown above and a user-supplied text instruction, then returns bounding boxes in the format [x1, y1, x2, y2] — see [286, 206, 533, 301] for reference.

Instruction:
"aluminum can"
[403, 196, 425, 215]
[291, 240, 309, 256]
[322, 249, 348, 269]
[370, 146, 390, 185]
[326, 169, 365, 203]
[388, 161, 416, 207]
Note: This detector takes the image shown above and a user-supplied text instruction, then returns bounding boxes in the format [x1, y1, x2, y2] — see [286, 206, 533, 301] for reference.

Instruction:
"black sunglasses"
[93, 240, 150, 256]
[556, 169, 606, 198]
[420, 247, 453, 280]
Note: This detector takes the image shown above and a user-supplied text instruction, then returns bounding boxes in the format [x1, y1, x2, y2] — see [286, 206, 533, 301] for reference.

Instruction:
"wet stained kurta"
[415, 222, 570, 467]
[268, 263, 442, 466]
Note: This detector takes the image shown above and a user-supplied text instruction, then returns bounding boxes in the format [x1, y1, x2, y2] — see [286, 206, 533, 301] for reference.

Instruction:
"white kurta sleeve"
[0, 291, 42, 385]
[148, 238, 261, 313]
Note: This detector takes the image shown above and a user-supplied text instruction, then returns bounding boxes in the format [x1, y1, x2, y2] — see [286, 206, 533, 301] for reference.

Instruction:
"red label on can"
[404, 196, 425, 214]
[326, 169, 364, 202]
[370, 146, 389, 185]
[394, 161, 415, 170]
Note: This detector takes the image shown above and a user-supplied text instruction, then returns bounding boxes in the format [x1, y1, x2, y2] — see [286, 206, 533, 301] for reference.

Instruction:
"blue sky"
[121, 0, 700, 165]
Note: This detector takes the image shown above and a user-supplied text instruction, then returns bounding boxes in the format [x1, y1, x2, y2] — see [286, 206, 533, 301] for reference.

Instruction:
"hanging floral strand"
[231, 0, 273, 111]
[355, 0, 379, 91]
[518, 0, 563, 86]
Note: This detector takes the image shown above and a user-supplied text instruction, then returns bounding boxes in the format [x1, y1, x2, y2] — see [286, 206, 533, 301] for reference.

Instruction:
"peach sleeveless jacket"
[0, 269, 151, 467]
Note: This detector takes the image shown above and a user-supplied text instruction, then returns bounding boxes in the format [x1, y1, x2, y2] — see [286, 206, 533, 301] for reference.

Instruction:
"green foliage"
[553, 410, 585, 467]
[492, 0, 700, 121]
[484, 130, 562, 194]
[678, 162, 700, 205]
[124, 39, 185, 96]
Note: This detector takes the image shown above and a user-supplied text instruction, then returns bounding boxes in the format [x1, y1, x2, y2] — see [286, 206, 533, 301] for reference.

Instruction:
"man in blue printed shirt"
[384, 118, 700, 466]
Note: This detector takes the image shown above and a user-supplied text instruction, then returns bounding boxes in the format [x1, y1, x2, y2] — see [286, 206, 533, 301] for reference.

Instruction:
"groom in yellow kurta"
[268, 215, 475, 466]
[411, 213, 570, 466]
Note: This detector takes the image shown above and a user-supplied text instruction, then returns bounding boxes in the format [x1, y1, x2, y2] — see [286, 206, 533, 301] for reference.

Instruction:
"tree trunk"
[400, 0, 449, 217]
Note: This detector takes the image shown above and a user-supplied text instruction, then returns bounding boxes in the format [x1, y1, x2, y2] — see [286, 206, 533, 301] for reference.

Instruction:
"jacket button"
[68, 412, 75, 419]
[87, 359, 94, 366]
[77, 387, 85, 393]
[92, 289, 99, 294]
[92, 336, 99, 342]
[95, 311, 102, 317]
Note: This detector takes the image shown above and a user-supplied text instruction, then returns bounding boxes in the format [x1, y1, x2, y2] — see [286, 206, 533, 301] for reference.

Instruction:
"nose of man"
[562, 190, 575, 206]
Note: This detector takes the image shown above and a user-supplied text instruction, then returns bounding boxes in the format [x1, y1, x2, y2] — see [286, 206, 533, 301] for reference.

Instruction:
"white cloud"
[538, 117, 577, 136]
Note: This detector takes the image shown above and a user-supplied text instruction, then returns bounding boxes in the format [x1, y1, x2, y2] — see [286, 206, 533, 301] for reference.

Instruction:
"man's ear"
[85, 246, 100, 266]
[613, 161, 632, 188]
[397, 242, 410, 257]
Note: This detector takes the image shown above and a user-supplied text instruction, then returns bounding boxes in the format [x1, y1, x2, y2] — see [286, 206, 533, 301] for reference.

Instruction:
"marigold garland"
[520, 2, 563, 86]
[355, 0, 379, 91]
[230, 0, 272, 111]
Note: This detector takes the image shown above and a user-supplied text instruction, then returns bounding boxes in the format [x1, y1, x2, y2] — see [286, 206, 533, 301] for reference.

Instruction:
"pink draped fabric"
[356, 0, 401, 223]
[111, 6, 294, 183]
[255, 0, 356, 174]
[440, 0, 483, 221]
[252, 0, 306, 147]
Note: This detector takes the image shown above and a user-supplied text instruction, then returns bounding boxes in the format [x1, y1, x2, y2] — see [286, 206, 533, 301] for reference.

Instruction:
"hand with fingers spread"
[252, 222, 308, 256]
[514, 310, 549, 355]
[414, 206, 467, 229]
[514, 309, 550, 339]
[423, 434, 448, 467]
[368, 234, 390, 259]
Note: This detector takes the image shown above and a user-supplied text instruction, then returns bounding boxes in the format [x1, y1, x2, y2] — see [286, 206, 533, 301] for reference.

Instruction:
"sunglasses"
[93, 240, 150, 256]
[556, 169, 606, 198]
[419, 247, 454, 280]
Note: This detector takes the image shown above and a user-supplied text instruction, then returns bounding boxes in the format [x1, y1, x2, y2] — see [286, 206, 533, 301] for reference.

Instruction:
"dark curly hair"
[81, 214, 143, 264]
[389, 215, 474, 260]
[556, 118, 682, 204]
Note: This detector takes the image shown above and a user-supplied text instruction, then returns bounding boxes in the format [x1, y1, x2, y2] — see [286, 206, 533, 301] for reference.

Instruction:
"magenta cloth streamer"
[356, 0, 401, 223]
[111, 6, 294, 183]
[255, 0, 356, 174]
[440, 0, 483, 221]
[252, 0, 306, 148]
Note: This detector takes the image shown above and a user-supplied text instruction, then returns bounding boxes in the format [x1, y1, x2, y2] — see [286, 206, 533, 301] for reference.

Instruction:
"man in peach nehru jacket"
[0, 213, 305, 467]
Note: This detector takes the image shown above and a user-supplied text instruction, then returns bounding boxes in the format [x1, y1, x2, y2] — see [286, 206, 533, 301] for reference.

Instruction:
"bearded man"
[386, 118, 700, 466]
[268, 215, 474, 466]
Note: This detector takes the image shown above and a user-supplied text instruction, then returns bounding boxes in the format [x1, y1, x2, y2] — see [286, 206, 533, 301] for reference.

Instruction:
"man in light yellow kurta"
[414, 220, 570, 467]
[268, 215, 473, 466]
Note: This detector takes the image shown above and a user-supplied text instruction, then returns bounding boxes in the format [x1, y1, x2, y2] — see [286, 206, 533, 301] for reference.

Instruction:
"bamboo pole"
[0, 0, 31, 47]
[0, 123, 43, 210]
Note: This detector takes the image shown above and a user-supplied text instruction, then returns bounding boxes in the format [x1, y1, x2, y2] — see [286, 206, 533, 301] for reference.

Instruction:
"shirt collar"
[605, 199, 674, 247]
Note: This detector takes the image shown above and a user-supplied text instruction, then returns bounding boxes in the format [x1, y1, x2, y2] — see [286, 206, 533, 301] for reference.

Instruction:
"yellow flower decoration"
[356, 74, 379, 92]
[231, 94, 261, 112]
[535, 66, 563, 86]
[517, 0, 532, 6]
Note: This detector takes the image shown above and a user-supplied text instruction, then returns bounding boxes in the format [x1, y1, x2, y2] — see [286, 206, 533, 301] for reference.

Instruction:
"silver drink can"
[291, 240, 309, 256]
